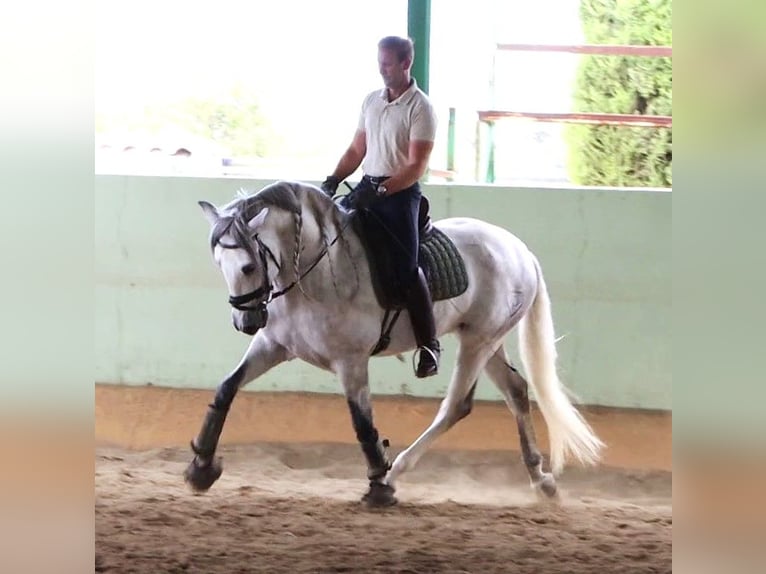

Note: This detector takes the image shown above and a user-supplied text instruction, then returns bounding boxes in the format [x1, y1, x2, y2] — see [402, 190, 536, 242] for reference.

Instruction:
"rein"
[223, 209, 352, 311]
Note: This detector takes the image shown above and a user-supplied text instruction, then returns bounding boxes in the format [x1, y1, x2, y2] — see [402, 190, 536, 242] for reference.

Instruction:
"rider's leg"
[405, 267, 440, 377]
[369, 183, 440, 378]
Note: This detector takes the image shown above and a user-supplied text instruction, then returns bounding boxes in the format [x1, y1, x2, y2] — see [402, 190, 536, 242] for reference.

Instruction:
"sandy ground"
[95, 441, 671, 573]
[96, 385, 671, 572]
[95, 401, 672, 574]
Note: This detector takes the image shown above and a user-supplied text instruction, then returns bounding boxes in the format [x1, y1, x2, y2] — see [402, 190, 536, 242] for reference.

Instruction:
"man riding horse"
[320, 35, 441, 379]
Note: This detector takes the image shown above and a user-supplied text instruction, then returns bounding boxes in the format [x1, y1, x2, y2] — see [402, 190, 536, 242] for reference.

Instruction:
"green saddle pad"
[419, 227, 469, 303]
[352, 212, 469, 310]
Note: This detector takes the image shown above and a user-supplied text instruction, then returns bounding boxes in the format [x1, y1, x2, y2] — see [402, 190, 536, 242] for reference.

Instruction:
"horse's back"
[434, 217, 536, 267]
[432, 215, 538, 304]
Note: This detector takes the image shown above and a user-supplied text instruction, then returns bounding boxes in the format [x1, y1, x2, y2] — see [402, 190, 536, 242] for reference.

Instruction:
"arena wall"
[96, 175, 670, 409]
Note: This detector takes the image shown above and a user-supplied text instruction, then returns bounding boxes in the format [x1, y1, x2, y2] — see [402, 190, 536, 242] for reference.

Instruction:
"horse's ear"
[248, 207, 269, 231]
[198, 200, 219, 226]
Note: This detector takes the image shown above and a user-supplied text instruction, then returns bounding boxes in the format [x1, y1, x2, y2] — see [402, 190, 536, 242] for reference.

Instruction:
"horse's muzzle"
[234, 303, 269, 335]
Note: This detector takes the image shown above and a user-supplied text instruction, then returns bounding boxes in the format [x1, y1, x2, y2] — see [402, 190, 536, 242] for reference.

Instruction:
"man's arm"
[379, 139, 434, 195]
[330, 129, 367, 181]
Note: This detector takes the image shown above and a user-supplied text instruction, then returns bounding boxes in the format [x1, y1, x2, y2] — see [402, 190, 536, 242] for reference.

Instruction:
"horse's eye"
[241, 263, 256, 276]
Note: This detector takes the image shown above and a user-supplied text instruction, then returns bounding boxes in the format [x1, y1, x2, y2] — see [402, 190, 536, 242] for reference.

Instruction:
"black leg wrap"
[362, 480, 397, 507]
[361, 438, 391, 481]
[212, 362, 246, 410]
[184, 455, 223, 493]
[347, 399, 390, 480]
[190, 404, 229, 460]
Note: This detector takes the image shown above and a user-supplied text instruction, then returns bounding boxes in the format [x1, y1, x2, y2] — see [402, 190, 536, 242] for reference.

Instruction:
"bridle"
[219, 217, 350, 328]
[221, 235, 279, 312]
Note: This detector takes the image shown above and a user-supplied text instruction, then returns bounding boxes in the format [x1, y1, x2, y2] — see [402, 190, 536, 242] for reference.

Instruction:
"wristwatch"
[377, 184, 388, 196]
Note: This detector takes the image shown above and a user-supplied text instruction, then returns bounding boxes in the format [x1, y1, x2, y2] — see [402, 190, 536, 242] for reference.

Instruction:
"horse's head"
[199, 197, 282, 336]
[199, 181, 342, 336]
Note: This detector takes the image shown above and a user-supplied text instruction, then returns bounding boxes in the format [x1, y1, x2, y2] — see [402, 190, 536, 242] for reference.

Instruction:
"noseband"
[225, 237, 275, 311]
[217, 235, 279, 333]
[219, 214, 349, 330]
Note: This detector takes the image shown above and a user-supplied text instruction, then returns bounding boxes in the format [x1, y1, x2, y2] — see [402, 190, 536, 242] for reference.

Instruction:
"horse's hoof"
[533, 473, 561, 505]
[362, 481, 397, 508]
[533, 473, 559, 501]
[184, 456, 223, 493]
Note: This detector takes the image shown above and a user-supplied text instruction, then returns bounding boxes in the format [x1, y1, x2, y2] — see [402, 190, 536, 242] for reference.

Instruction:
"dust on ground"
[96, 441, 671, 573]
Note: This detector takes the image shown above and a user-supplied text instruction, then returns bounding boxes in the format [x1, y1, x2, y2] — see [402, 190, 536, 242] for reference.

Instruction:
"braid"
[293, 211, 309, 297]
[322, 225, 341, 296]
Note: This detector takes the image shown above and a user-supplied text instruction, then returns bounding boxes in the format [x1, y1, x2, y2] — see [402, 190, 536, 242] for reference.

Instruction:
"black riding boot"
[406, 268, 441, 378]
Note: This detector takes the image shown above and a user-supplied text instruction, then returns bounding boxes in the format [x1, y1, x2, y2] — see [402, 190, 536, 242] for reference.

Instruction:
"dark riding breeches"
[359, 180, 422, 293]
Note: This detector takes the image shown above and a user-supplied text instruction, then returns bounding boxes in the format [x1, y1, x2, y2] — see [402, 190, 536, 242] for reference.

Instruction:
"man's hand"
[320, 175, 341, 197]
[347, 178, 383, 210]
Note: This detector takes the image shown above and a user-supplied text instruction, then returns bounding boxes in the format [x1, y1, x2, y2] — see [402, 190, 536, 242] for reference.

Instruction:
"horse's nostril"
[241, 263, 256, 276]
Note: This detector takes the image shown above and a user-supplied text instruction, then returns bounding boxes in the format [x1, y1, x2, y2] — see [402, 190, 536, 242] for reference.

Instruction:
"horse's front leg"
[336, 359, 397, 507]
[184, 332, 288, 492]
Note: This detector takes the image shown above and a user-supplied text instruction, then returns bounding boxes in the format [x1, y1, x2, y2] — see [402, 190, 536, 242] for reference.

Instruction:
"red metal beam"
[478, 110, 672, 128]
[496, 43, 672, 58]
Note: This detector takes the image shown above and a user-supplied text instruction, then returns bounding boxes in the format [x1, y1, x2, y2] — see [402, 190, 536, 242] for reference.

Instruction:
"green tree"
[567, 0, 672, 187]
[173, 84, 278, 158]
[96, 84, 278, 158]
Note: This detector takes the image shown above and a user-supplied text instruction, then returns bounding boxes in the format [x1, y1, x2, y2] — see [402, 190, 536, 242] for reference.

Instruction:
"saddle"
[350, 195, 469, 312]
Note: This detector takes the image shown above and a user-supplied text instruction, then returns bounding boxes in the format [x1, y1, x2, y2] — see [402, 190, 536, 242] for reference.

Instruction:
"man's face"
[378, 48, 409, 89]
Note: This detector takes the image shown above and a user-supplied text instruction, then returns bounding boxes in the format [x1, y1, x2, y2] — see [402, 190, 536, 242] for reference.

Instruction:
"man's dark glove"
[346, 178, 381, 210]
[320, 175, 340, 197]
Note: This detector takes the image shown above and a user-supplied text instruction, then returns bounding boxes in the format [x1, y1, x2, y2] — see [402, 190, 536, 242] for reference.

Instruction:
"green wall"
[95, 175, 670, 410]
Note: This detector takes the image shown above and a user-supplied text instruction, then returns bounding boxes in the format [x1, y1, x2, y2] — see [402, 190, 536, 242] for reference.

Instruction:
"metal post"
[486, 47, 496, 183]
[486, 121, 496, 183]
[474, 119, 481, 182]
[408, 0, 431, 94]
[447, 107, 455, 177]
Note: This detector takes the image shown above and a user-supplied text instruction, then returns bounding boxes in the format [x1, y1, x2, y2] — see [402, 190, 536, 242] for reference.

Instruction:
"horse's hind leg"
[484, 346, 558, 499]
[384, 343, 490, 491]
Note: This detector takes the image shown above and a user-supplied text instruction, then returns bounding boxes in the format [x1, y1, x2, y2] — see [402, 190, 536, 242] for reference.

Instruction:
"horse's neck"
[276, 204, 368, 302]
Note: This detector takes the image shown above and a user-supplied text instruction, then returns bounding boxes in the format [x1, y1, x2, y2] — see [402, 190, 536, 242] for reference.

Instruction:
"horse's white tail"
[517, 258, 605, 475]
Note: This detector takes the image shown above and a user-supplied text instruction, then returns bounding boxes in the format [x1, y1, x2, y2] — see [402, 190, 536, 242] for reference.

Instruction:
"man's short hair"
[378, 36, 414, 63]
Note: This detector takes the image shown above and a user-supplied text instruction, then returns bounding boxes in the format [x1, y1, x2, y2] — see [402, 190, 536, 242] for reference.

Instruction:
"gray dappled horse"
[184, 181, 603, 506]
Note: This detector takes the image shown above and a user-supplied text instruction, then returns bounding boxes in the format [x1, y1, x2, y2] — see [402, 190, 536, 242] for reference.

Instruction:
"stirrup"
[413, 345, 440, 378]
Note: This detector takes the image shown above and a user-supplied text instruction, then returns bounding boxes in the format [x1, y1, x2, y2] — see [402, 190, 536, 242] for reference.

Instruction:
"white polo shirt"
[357, 78, 437, 177]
